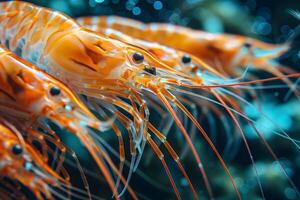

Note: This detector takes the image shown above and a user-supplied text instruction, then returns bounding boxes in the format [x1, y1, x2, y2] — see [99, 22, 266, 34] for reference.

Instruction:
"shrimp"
[24, 125, 106, 200]
[0, 119, 96, 200]
[78, 16, 294, 79]
[76, 20, 235, 149]
[0, 44, 136, 199]
[1, 1, 300, 199]
[0, 119, 65, 200]
[79, 15, 300, 100]
[77, 18, 255, 152]
[76, 18, 224, 79]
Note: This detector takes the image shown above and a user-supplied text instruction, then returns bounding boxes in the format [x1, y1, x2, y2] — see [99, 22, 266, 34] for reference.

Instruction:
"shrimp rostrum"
[1, 1, 300, 199]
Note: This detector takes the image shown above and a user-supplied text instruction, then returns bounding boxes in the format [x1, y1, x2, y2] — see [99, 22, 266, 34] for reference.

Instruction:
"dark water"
[2, 0, 300, 199]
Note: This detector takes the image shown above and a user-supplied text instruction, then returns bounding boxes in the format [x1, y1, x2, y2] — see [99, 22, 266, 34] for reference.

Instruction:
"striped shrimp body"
[80, 16, 291, 78]
[80, 16, 300, 99]
[76, 18, 224, 78]
[0, 45, 134, 199]
[0, 119, 65, 200]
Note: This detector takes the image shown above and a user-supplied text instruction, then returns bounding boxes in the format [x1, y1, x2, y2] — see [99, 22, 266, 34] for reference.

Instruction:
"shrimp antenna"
[287, 9, 300, 20]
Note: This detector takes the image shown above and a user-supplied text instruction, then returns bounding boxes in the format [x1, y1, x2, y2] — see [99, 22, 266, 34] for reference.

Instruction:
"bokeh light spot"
[256, 22, 272, 35]
[285, 187, 297, 200]
[132, 6, 141, 15]
[153, 1, 163, 10]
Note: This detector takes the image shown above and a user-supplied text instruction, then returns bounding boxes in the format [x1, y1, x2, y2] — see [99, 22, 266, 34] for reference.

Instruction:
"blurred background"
[3, 0, 300, 199]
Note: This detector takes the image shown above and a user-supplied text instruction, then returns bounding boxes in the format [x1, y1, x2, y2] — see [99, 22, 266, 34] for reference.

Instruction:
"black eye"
[132, 52, 144, 63]
[50, 86, 61, 96]
[144, 66, 156, 75]
[244, 42, 252, 48]
[11, 144, 23, 155]
[182, 54, 192, 64]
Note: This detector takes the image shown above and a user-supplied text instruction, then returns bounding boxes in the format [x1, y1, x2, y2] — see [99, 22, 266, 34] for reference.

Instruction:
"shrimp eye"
[132, 52, 144, 63]
[144, 66, 156, 75]
[50, 86, 61, 96]
[11, 144, 23, 155]
[182, 54, 191, 64]
[244, 42, 252, 48]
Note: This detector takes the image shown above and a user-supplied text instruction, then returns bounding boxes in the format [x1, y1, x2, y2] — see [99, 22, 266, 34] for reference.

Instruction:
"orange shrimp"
[1, 2, 300, 199]
[79, 15, 300, 99]
[78, 16, 292, 78]
[0, 119, 66, 200]
[0, 44, 137, 199]
[22, 125, 102, 200]
[76, 17, 300, 199]
[77, 18, 256, 155]
[76, 19, 224, 79]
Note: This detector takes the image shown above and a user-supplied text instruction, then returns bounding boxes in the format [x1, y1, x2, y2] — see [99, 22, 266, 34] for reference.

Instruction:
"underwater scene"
[0, 0, 300, 199]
